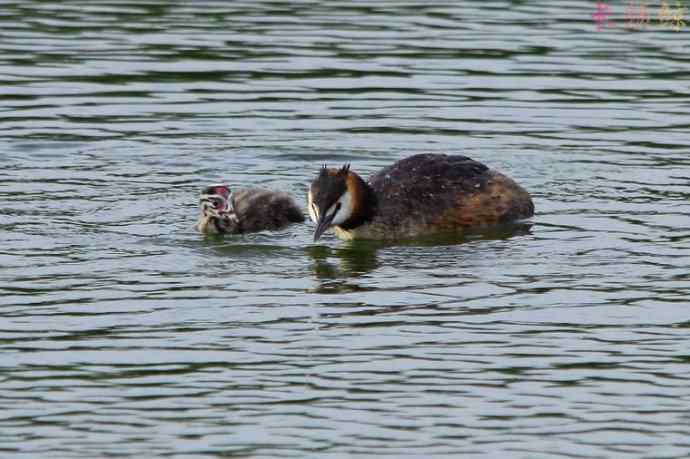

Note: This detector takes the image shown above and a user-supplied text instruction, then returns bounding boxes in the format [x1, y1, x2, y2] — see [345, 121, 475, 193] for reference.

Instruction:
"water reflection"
[308, 222, 533, 289]
[306, 243, 380, 287]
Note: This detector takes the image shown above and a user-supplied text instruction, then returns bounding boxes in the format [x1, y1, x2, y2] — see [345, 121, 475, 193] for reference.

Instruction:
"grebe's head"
[199, 184, 234, 219]
[308, 164, 357, 241]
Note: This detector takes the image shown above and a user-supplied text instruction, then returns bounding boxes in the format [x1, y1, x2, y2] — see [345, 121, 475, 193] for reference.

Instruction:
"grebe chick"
[196, 184, 304, 234]
[308, 153, 534, 241]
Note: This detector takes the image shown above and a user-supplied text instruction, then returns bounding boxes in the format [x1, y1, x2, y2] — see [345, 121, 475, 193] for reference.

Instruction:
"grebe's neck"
[338, 172, 377, 230]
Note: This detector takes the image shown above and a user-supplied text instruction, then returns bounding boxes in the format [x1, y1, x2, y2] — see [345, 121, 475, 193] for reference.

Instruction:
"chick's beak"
[313, 210, 335, 242]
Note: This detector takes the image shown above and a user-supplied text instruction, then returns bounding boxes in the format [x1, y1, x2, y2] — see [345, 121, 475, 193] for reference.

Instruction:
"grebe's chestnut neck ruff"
[308, 154, 534, 241]
[196, 184, 304, 235]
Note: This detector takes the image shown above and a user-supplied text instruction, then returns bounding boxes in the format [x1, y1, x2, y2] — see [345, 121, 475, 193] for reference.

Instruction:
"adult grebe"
[308, 154, 534, 241]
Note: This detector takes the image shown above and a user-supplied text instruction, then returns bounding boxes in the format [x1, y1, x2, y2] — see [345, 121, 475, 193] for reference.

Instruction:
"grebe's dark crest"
[197, 184, 304, 235]
[308, 153, 534, 241]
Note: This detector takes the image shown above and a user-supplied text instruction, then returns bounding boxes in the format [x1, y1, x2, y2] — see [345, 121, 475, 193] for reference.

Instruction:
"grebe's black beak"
[313, 210, 335, 242]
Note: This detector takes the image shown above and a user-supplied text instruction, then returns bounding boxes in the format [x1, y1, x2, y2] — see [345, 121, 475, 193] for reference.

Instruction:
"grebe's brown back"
[196, 184, 304, 235]
[308, 154, 534, 241]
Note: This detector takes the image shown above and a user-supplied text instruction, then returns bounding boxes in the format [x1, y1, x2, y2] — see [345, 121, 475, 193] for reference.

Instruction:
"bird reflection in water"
[306, 222, 533, 294]
[306, 241, 381, 293]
